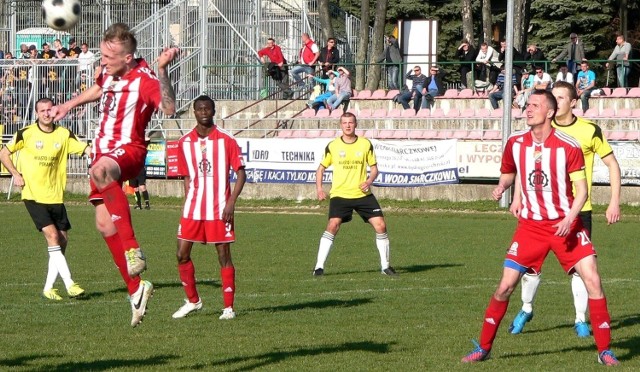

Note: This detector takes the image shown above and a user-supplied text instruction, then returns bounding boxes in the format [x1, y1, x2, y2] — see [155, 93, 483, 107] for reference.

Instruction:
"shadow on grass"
[328, 263, 462, 276]
[613, 335, 640, 361]
[2, 354, 177, 371]
[249, 298, 373, 313]
[512, 312, 640, 337]
[182, 341, 394, 371]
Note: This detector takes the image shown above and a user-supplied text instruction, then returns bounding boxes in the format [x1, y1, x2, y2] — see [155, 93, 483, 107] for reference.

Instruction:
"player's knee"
[176, 252, 190, 264]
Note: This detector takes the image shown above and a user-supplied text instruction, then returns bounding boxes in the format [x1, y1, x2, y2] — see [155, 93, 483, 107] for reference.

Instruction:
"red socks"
[479, 296, 509, 351]
[221, 267, 235, 309]
[178, 260, 200, 303]
[589, 297, 612, 353]
[101, 181, 139, 249]
[104, 234, 140, 295]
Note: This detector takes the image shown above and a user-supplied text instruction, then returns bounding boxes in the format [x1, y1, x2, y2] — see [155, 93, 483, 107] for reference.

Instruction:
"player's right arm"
[492, 173, 515, 201]
[53, 83, 102, 121]
[554, 175, 587, 236]
[316, 164, 327, 201]
[509, 176, 523, 218]
[0, 146, 24, 188]
[601, 154, 621, 224]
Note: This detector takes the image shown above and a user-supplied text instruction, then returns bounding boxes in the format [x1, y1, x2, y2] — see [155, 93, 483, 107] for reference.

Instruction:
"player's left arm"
[361, 164, 378, 192]
[601, 154, 621, 224]
[156, 47, 179, 116]
[222, 167, 246, 222]
[554, 172, 587, 236]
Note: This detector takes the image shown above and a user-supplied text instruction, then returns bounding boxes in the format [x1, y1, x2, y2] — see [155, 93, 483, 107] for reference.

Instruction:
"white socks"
[571, 273, 588, 323]
[376, 232, 390, 270]
[314, 231, 334, 270]
[46, 246, 74, 290]
[520, 273, 541, 313]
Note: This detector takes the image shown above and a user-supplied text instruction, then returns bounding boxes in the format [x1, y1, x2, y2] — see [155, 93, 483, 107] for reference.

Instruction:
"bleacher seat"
[605, 130, 627, 141]
[617, 108, 632, 118]
[626, 88, 640, 97]
[443, 89, 458, 98]
[460, 108, 476, 118]
[316, 109, 331, 118]
[609, 88, 627, 98]
[416, 109, 431, 118]
[354, 90, 372, 99]
[452, 130, 469, 139]
[422, 130, 440, 139]
[572, 108, 584, 117]
[437, 130, 454, 139]
[484, 130, 502, 140]
[277, 130, 295, 138]
[385, 90, 400, 99]
[599, 108, 615, 118]
[330, 108, 344, 118]
[446, 108, 461, 118]
[600, 88, 611, 96]
[625, 131, 640, 141]
[387, 108, 402, 117]
[370, 89, 387, 99]
[467, 130, 484, 140]
[320, 130, 339, 138]
[407, 130, 424, 139]
[458, 89, 474, 98]
[364, 129, 379, 138]
[377, 130, 395, 138]
[583, 108, 599, 118]
[511, 108, 523, 119]
[301, 109, 316, 118]
[305, 130, 321, 138]
[476, 108, 492, 118]
[371, 108, 387, 118]
[401, 109, 416, 117]
[633, 109, 640, 118]
[430, 108, 445, 118]
[492, 108, 503, 117]
[390, 130, 408, 139]
[359, 109, 373, 118]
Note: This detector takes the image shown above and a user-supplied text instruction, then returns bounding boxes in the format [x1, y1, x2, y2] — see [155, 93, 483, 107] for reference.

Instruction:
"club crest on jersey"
[339, 150, 346, 158]
[533, 149, 542, 163]
[54, 142, 61, 149]
[99, 89, 117, 117]
[199, 159, 212, 174]
[508, 241, 519, 256]
[356, 151, 363, 157]
[528, 169, 548, 189]
[35, 141, 43, 150]
[199, 140, 207, 154]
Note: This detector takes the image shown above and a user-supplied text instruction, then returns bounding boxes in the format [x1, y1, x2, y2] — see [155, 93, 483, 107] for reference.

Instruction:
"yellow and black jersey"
[4, 123, 88, 204]
[552, 116, 614, 211]
[320, 136, 376, 199]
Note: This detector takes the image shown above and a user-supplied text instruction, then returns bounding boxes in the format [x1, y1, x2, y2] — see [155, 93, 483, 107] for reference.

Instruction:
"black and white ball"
[42, 0, 81, 31]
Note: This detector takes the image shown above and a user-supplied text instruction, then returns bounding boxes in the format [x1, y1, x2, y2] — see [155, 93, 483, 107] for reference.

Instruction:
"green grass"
[0, 200, 639, 371]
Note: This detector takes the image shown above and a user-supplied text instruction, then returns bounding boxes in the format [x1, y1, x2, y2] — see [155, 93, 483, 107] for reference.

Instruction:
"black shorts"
[24, 200, 71, 232]
[328, 194, 384, 223]
[129, 166, 147, 188]
[579, 210, 592, 237]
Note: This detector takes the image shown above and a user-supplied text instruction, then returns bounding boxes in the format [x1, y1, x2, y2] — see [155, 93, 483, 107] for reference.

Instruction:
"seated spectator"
[475, 42, 500, 84]
[325, 67, 352, 111]
[39, 43, 56, 59]
[19, 44, 30, 59]
[576, 61, 596, 111]
[420, 66, 446, 109]
[396, 66, 428, 112]
[306, 70, 336, 112]
[532, 67, 553, 91]
[498, 39, 523, 86]
[514, 69, 534, 109]
[318, 38, 340, 81]
[523, 44, 545, 70]
[258, 38, 293, 99]
[455, 39, 477, 89]
[488, 66, 519, 110]
[555, 65, 574, 86]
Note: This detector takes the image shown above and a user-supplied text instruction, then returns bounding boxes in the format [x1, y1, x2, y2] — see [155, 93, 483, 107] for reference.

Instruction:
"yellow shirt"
[320, 136, 376, 199]
[5, 123, 88, 204]
[552, 116, 614, 211]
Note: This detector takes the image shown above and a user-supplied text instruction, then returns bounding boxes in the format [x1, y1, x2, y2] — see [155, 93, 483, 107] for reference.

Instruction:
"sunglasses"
[414, 69, 421, 72]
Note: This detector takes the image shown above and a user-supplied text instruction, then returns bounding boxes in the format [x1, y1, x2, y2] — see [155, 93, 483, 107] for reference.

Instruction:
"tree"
[365, 0, 388, 90]
[461, 0, 475, 44]
[355, 0, 370, 90]
[513, 0, 529, 53]
[318, 0, 335, 42]
[482, 0, 492, 43]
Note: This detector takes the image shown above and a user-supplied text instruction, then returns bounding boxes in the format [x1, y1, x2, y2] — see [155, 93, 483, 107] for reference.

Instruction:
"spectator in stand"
[325, 66, 352, 112]
[318, 38, 340, 82]
[524, 44, 545, 71]
[290, 33, 320, 92]
[455, 39, 477, 89]
[52, 39, 68, 59]
[420, 66, 446, 109]
[488, 66, 519, 110]
[19, 44, 30, 59]
[576, 61, 596, 111]
[555, 65, 574, 86]
[377, 35, 402, 90]
[397, 66, 428, 112]
[605, 34, 632, 88]
[306, 70, 335, 112]
[532, 66, 553, 91]
[67, 38, 81, 59]
[475, 42, 500, 84]
[39, 43, 56, 59]
[552, 33, 586, 76]
[499, 39, 524, 87]
[76, 42, 94, 88]
[257, 38, 293, 99]
[514, 69, 534, 109]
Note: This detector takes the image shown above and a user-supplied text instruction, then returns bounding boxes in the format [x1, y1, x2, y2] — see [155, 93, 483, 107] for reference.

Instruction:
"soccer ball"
[42, 0, 81, 31]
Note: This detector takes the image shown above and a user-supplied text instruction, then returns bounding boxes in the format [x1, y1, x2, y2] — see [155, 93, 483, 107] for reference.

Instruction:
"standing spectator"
[67, 38, 81, 58]
[172, 95, 246, 320]
[456, 39, 477, 89]
[488, 66, 519, 109]
[397, 66, 428, 112]
[52, 39, 68, 59]
[462, 90, 620, 367]
[377, 35, 402, 90]
[52, 23, 178, 327]
[290, 33, 320, 91]
[19, 44, 30, 59]
[576, 61, 596, 111]
[532, 66, 553, 91]
[318, 38, 340, 81]
[498, 39, 524, 86]
[555, 65, 574, 85]
[552, 33, 586, 76]
[325, 66, 352, 111]
[523, 44, 545, 70]
[0, 98, 90, 301]
[507, 81, 621, 339]
[257, 38, 293, 99]
[312, 112, 398, 277]
[475, 42, 500, 84]
[420, 66, 446, 109]
[76, 42, 95, 88]
[129, 166, 150, 210]
[39, 43, 56, 59]
[605, 34, 632, 88]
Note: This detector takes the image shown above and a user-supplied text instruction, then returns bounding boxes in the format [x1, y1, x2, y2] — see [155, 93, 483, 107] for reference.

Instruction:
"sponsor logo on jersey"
[36, 141, 43, 150]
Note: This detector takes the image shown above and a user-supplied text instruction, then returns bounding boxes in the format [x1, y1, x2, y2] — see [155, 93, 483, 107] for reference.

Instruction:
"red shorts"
[177, 218, 235, 244]
[504, 218, 596, 275]
[89, 144, 147, 200]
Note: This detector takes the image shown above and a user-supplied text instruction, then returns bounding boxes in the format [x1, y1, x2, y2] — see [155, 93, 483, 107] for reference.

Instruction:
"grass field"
[0, 198, 639, 371]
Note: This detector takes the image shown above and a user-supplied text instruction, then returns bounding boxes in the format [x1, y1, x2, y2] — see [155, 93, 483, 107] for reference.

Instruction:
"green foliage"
[1, 203, 639, 370]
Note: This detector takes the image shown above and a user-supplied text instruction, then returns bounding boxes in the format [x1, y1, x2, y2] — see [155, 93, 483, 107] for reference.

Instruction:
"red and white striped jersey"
[177, 126, 245, 221]
[501, 128, 585, 221]
[93, 59, 161, 155]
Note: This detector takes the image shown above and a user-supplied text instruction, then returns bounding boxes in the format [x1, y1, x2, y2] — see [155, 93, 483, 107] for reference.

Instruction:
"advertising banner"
[145, 140, 166, 177]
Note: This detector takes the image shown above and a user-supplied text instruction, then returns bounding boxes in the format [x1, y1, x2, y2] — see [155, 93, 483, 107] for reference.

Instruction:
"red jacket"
[258, 45, 285, 64]
[299, 39, 318, 65]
